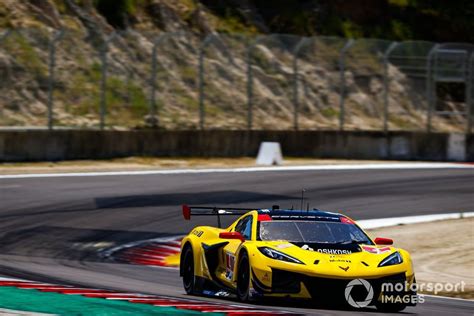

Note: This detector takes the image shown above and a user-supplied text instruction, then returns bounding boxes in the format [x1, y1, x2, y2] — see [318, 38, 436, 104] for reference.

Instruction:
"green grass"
[321, 107, 339, 118]
[4, 33, 48, 77]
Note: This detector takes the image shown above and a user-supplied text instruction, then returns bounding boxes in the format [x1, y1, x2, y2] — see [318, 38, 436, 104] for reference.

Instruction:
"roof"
[257, 209, 344, 221]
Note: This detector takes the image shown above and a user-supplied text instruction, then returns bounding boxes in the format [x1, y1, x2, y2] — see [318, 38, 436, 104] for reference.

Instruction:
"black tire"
[182, 245, 195, 294]
[237, 251, 251, 302]
[375, 302, 407, 312]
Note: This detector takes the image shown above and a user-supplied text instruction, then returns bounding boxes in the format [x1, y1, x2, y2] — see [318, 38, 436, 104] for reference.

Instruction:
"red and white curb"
[103, 236, 183, 268]
[0, 277, 293, 315]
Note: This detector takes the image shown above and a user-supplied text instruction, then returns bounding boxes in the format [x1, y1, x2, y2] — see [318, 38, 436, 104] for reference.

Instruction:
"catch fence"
[0, 29, 472, 133]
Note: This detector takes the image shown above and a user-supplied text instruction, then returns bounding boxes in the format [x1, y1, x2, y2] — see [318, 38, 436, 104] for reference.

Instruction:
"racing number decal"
[192, 230, 204, 237]
[225, 252, 235, 280]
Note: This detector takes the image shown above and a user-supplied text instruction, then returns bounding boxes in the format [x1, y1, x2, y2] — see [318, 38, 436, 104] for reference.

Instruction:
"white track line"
[422, 294, 474, 302]
[0, 277, 28, 282]
[0, 309, 56, 316]
[1, 163, 473, 179]
[358, 212, 474, 229]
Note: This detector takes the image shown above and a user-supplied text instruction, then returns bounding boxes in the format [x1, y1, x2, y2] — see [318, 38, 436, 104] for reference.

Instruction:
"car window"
[259, 221, 372, 245]
[234, 216, 253, 240]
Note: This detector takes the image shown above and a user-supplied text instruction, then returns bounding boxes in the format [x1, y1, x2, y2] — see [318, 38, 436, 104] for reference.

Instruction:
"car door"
[216, 215, 253, 287]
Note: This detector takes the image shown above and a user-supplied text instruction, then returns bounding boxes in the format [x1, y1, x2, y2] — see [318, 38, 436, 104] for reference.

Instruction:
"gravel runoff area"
[367, 217, 474, 299]
[0, 157, 406, 174]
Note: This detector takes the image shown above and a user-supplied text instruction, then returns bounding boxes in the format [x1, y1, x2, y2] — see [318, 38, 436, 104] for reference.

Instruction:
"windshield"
[259, 221, 373, 245]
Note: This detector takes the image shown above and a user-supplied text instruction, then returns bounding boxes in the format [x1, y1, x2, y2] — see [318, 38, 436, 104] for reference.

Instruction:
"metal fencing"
[0, 28, 472, 133]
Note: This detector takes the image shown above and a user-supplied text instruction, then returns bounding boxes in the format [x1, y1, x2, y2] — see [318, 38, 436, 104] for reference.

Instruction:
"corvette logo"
[339, 266, 350, 271]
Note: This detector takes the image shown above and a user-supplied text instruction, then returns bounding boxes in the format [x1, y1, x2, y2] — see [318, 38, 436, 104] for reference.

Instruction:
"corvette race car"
[180, 205, 417, 311]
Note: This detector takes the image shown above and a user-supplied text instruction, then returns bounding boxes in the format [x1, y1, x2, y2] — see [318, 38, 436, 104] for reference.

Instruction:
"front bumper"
[252, 268, 416, 306]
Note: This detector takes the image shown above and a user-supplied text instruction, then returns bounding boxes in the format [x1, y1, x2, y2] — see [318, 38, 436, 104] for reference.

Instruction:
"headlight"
[258, 247, 304, 264]
[378, 251, 403, 267]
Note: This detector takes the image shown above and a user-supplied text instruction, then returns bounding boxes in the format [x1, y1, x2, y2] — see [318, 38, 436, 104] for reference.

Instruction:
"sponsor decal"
[271, 215, 339, 221]
[362, 246, 378, 254]
[340, 217, 355, 224]
[317, 248, 352, 255]
[276, 243, 293, 249]
[362, 246, 391, 254]
[202, 289, 232, 297]
[225, 252, 235, 280]
[192, 229, 204, 237]
[330, 259, 351, 263]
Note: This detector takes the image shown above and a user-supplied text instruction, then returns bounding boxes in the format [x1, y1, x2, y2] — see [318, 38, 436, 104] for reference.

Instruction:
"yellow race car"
[180, 205, 417, 312]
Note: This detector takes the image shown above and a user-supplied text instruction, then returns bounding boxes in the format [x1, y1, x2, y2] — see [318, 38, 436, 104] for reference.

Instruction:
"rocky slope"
[0, 0, 466, 131]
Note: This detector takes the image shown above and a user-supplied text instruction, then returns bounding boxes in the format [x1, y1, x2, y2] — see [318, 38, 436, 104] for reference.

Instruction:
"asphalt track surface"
[0, 167, 473, 315]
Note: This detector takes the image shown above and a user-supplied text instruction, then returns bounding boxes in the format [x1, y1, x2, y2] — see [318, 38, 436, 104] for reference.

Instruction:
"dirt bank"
[368, 217, 474, 299]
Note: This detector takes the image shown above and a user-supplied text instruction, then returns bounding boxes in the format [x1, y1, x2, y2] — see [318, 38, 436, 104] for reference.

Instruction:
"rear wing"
[182, 204, 277, 228]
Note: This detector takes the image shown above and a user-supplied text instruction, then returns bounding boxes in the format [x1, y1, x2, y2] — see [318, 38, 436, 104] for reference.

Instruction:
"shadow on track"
[95, 190, 297, 209]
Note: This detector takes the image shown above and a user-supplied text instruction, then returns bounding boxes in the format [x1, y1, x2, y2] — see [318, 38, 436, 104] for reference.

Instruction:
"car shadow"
[94, 190, 297, 209]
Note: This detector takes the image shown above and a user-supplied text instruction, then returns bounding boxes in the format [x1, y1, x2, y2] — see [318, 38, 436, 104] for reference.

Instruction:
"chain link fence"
[0, 28, 472, 133]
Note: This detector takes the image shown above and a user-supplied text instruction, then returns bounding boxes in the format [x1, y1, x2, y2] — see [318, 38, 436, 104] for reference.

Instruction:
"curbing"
[0, 277, 291, 315]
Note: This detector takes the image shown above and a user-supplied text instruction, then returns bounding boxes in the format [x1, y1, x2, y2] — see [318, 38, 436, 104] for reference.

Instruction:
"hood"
[259, 241, 405, 278]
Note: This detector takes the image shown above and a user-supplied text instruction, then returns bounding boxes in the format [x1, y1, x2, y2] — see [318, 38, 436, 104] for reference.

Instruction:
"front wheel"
[237, 251, 251, 302]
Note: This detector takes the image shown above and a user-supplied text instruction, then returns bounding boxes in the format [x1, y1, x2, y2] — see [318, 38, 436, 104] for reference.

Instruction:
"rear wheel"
[237, 251, 251, 302]
[182, 245, 195, 294]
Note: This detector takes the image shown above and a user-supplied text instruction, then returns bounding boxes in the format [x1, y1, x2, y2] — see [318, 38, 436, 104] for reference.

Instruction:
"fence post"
[198, 35, 213, 130]
[0, 30, 11, 123]
[99, 32, 118, 130]
[47, 29, 64, 130]
[425, 44, 440, 133]
[246, 41, 253, 131]
[467, 53, 474, 134]
[292, 37, 312, 131]
[338, 39, 354, 131]
[150, 34, 170, 128]
[198, 34, 235, 130]
[99, 43, 108, 130]
[382, 42, 399, 133]
[246, 35, 266, 130]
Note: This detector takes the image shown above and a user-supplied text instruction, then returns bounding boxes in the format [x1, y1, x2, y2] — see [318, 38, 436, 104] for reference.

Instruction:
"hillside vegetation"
[0, 0, 470, 130]
[2, 1, 468, 41]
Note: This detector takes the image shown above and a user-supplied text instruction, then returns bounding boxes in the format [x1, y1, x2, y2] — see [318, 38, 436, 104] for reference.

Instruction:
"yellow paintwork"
[163, 252, 180, 267]
[180, 211, 415, 300]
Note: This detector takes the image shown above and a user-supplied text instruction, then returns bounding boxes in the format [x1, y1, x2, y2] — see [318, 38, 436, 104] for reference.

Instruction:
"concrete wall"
[0, 130, 472, 162]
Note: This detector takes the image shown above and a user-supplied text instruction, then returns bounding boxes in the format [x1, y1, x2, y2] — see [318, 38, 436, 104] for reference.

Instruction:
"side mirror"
[219, 231, 245, 243]
[374, 237, 393, 245]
